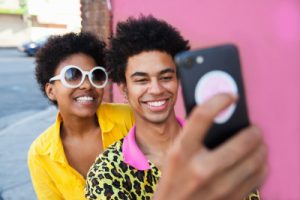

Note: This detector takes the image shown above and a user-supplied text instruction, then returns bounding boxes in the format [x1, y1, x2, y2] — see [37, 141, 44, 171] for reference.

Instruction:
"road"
[0, 48, 55, 200]
[0, 48, 50, 129]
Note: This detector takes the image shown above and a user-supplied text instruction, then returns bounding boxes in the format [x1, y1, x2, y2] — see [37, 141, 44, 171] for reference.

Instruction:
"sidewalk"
[0, 106, 57, 200]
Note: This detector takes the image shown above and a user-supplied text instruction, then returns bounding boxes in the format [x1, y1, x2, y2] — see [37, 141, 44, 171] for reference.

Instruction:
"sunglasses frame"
[49, 65, 108, 89]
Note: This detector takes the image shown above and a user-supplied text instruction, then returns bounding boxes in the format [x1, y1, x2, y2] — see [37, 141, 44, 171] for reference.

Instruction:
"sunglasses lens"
[91, 68, 107, 87]
[64, 67, 82, 86]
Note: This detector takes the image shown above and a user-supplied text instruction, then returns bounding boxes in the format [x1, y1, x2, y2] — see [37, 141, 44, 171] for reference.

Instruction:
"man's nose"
[148, 80, 163, 95]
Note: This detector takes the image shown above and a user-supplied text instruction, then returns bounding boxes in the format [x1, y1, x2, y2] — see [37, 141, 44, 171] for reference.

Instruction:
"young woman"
[27, 32, 134, 200]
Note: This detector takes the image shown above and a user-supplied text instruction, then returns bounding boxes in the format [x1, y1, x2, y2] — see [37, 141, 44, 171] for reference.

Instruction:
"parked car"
[18, 36, 49, 56]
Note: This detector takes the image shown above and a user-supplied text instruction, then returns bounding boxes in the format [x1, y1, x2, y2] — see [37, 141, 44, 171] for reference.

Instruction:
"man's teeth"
[148, 100, 166, 107]
[76, 96, 94, 102]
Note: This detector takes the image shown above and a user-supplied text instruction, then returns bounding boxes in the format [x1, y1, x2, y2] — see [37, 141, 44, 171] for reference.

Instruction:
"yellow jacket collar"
[48, 112, 68, 164]
[96, 104, 114, 134]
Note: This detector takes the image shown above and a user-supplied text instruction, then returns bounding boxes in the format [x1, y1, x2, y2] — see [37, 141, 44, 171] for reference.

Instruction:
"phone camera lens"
[185, 57, 194, 66]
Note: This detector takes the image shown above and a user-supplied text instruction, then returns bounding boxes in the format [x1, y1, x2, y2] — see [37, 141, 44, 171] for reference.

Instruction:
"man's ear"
[118, 83, 128, 100]
[45, 83, 57, 101]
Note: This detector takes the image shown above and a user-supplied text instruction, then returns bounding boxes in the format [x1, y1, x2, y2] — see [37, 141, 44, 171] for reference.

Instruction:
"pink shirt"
[122, 117, 185, 170]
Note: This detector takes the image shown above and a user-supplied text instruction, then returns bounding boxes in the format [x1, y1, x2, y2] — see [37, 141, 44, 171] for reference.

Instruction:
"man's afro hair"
[106, 15, 190, 83]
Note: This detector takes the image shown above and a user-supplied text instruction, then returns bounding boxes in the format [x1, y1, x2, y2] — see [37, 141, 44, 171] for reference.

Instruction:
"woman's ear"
[45, 83, 57, 101]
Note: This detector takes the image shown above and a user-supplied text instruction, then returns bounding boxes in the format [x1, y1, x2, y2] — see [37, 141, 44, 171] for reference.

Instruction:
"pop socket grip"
[195, 70, 238, 124]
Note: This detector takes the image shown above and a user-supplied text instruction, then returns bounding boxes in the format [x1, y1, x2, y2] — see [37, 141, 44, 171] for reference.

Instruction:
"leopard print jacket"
[85, 139, 260, 200]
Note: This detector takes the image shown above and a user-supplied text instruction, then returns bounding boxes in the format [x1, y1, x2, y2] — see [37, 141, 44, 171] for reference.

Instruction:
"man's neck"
[134, 113, 182, 162]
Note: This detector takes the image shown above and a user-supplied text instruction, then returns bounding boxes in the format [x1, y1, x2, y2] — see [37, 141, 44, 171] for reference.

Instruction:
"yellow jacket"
[28, 103, 135, 200]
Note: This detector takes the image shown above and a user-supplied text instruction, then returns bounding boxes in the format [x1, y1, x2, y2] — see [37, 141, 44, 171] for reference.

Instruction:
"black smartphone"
[175, 44, 250, 149]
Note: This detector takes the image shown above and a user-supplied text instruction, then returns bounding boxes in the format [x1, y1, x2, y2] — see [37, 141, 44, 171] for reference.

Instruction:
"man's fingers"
[211, 141, 267, 198]
[183, 126, 265, 194]
[179, 93, 237, 156]
[225, 165, 268, 200]
[210, 125, 264, 173]
[188, 131, 267, 200]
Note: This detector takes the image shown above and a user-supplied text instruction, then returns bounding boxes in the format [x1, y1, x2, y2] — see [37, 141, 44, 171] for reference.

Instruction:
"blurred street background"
[0, 49, 49, 129]
[0, 48, 55, 199]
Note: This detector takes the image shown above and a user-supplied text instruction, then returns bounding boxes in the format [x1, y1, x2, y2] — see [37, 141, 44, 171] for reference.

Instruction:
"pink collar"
[122, 117, 185, 170]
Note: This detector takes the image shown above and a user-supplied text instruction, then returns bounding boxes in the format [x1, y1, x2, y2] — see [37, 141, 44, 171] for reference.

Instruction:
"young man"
[85, 16, 267, 200]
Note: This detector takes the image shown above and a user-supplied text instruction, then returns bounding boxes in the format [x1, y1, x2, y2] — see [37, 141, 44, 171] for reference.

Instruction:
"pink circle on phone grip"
[194, 70, 238, 124]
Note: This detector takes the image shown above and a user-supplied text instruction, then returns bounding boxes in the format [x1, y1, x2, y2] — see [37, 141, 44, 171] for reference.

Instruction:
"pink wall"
[111, 0, 300, 199]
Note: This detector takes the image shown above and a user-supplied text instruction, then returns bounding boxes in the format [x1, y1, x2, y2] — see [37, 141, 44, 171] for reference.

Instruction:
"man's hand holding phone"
[154, 94, 268, 200]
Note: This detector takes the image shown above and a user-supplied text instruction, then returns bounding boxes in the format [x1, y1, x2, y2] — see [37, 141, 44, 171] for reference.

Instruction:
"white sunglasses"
[49, 65, 108, 88]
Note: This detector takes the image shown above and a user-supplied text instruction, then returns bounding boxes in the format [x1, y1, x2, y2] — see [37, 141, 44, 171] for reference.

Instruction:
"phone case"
[175, 44, 249, 149]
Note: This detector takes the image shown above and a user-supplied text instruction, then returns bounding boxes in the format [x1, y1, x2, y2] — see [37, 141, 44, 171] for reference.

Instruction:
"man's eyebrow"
[130, 68, 175, 78]
[159, 68, 176, 75]
[130, 72, 148, 78]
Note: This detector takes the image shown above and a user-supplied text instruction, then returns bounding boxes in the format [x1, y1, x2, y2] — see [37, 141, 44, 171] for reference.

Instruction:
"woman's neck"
[60, 114, 99, 138]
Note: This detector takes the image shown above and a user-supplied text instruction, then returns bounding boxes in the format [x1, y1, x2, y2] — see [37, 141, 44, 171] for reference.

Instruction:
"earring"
[123, 92, 128, 103]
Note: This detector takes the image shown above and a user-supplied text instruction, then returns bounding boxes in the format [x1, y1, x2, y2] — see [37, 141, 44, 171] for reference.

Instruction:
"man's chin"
[143, 114, 171, 124]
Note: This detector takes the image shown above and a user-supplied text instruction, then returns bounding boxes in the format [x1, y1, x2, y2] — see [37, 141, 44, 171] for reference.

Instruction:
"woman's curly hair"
[35, 32, 106, 105]
[106, 15, 190, 83]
